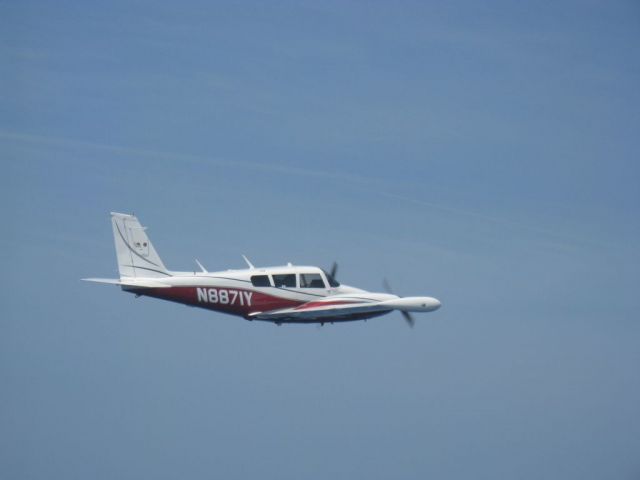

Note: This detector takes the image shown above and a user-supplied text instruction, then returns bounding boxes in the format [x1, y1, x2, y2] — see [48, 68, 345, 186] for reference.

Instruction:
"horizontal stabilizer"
[82, 278, 171, 288]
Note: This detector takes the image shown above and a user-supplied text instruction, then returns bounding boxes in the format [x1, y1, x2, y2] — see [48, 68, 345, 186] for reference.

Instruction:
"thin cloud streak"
[1, 129, 603, 250]
[0, 130, 375, 185]
[376, 191, 613, 251]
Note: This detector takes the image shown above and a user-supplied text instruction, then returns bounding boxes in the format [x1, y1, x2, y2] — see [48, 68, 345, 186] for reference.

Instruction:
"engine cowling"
[379, 296, 441, 312]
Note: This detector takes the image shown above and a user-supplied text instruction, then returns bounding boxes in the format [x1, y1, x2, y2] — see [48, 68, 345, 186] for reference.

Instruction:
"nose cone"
[425, 297, 441, 311]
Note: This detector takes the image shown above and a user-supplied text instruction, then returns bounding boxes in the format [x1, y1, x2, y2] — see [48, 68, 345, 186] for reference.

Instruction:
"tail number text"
[197, 288, 252, 306]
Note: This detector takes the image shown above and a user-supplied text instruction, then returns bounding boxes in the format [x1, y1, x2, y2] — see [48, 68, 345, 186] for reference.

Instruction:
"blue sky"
[1, 1, 639, 479]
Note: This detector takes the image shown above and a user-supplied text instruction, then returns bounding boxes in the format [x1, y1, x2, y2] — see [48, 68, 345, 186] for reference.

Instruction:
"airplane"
[84, 212, 441, 326]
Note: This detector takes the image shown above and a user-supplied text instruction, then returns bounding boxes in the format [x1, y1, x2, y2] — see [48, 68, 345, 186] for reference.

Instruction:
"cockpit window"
[250, 275, 271, 287]
[322, 270, 340, 287]
[300, 273, 326, 288]
[272, 274, 296, 288]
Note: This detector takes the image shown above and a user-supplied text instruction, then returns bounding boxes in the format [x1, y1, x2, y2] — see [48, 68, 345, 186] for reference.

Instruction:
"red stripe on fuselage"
[130, 286, 305, 318]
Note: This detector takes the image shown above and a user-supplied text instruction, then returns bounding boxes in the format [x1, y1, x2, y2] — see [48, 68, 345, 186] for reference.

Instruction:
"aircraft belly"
[259, 310, 392, 324]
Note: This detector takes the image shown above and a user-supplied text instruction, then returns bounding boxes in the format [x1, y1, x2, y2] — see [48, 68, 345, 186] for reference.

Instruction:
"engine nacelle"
[380, 296, 441, 312]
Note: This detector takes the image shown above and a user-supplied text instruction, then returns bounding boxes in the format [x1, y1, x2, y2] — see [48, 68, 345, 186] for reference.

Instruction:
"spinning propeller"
[329, 261, 338, 280]
[329, 262, 424, 328]
[382, 278, 415, 328]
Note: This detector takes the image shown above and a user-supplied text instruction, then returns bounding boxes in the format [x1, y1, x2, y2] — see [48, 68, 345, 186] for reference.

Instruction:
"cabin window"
[272, 274, 296, 288]
[300, 273, 325, 288]
[251, 275, 271, 287]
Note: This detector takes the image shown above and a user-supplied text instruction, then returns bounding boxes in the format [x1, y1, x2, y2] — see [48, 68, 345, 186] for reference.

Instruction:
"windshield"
[300, 273, 325, 288]
[322, 270, 340, 287]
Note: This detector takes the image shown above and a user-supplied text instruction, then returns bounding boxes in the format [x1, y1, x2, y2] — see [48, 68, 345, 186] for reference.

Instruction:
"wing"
[249, 295, 393, 322]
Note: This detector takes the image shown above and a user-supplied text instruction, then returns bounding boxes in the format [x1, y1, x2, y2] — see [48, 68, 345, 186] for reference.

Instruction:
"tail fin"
[111, 212, 170, 278]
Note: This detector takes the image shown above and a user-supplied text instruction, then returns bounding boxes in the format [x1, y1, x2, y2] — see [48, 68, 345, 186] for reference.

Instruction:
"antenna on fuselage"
[242, 255, 255, 269]
[195, 259, 208, 273]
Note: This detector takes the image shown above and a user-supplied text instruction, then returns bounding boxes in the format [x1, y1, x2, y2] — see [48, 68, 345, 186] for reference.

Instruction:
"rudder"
[111, 212, 169, 278]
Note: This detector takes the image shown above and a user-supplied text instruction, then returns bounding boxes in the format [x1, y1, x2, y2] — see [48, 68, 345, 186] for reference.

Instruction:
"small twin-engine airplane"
[84, 212, 441, 326]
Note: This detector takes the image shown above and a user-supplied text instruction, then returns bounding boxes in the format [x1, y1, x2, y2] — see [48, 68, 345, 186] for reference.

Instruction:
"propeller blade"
[401, 311, 415, 328]
[383, 279, 414, 327]
[382, 278, 393, 294]
[330, 261, 338, 279]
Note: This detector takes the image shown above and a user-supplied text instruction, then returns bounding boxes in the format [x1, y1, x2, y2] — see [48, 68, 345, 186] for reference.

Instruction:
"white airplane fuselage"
[123, 265, 439, 323]
[85, 212, 441, 325]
